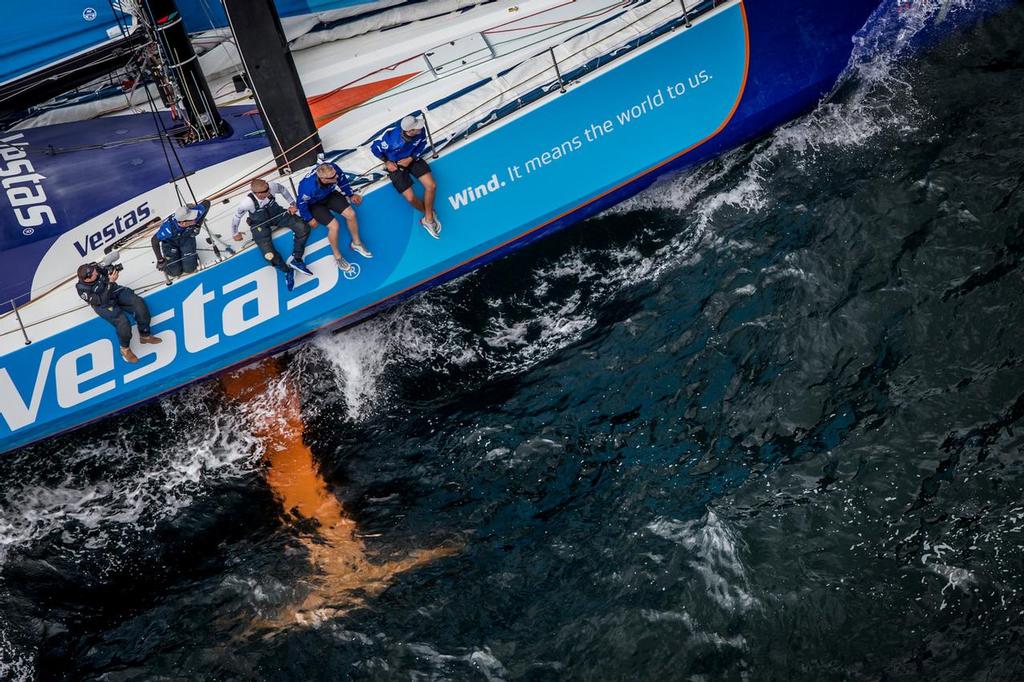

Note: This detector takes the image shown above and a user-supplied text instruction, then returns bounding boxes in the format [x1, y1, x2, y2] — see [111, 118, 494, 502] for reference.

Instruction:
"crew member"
[231, 179, 312, 291]
[76, 262, 162, 364]
[151, 200, 211, 277]
[370, 114, 441, 238]
[296, 162, 368, 270]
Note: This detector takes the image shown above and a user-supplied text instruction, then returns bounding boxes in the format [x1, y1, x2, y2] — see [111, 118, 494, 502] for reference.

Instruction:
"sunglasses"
[318, 175, 338, 183]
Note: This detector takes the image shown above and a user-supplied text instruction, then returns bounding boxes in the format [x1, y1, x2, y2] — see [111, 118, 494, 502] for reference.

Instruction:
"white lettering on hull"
[55, 340, 116, 408]
[0, 348, 55, 431]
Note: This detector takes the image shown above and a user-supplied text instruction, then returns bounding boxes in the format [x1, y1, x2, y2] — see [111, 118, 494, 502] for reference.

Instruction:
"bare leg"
[401, 187, 425, 214]
[341, 207, 365, 248]
[326, 218, 342, 258]
[421, 173, 437, 223]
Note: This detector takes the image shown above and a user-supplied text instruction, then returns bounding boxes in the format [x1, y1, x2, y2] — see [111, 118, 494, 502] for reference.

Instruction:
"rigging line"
[150, 79, 200, 204]
[307, 0, 637, 128]
[0, 0, 700, 325]
[142, 0, 675, 206]
[141, 56, 186, 205]
[483, 0, 631, 34]
[224, 0, 680, 198]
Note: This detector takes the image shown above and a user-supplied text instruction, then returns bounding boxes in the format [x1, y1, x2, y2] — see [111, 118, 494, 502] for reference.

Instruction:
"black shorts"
[388, 158, 431, 193]
[308, 192, 350, 225]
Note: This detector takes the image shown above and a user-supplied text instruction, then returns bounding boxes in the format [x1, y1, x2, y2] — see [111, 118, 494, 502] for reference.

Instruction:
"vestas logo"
[0, 238, 352, 436]
[0, 133, 56, 234]
[73, 202, 152, 257]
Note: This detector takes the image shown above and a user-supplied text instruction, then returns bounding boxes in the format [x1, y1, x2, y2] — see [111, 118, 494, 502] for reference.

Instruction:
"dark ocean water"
[3, 2, 1024, 680]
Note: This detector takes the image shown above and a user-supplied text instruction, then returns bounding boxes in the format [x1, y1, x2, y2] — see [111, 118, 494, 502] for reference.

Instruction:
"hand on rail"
[350, 194, 364, 206]
[233, 233, 244, 242]
[385, 160, 399, 172]
[156, 258, 167, 271]
[288, 203, 298, 215]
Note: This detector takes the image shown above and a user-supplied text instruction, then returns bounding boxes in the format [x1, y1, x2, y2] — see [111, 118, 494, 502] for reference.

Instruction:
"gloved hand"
[156, 258, 166, 271]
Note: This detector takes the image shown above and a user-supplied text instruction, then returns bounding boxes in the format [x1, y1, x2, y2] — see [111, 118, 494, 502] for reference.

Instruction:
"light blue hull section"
[1, 1, 876, 454]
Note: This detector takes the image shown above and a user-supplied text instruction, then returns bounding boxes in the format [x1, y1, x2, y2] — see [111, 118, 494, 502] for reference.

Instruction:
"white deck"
[0, 0, 709, 355]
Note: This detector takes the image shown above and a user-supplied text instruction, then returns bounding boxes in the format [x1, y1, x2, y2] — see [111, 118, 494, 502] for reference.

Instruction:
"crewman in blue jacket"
[296, 162, 368, 269]
[150, 199, 211, 277]
[370, 114, 441, 238]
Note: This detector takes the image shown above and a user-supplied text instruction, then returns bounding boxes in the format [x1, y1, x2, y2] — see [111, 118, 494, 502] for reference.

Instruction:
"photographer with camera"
[76, 256, 162, 364]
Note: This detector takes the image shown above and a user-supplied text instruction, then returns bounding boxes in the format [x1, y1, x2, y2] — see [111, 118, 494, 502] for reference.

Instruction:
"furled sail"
[0, 2, 136, 86]
[175, 0, 384, 32]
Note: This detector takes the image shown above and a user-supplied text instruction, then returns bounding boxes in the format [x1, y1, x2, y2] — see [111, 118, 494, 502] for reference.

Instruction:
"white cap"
[400, 114, 424, 132]
[174, 206, 200, 222]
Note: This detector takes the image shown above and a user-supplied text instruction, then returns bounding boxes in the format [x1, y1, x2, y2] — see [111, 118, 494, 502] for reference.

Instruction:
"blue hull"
[0, 0, 885, 454]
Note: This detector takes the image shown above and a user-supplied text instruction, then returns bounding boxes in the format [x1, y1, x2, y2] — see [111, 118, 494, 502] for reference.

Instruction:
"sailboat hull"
[1, 0, 891, 453]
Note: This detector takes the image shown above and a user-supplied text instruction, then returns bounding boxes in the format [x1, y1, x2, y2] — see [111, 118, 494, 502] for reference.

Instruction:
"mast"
[222, 0, 323, 172]
[143, 0, 224, 141]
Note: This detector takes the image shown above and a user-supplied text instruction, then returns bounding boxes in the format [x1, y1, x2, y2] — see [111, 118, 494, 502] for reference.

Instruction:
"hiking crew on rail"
[231, 178, 312, 291]
[151, 200, 211, 277]
[370, 114, 442, 238]
[296, 162, 369, 271]
[70, 110, 446, 352]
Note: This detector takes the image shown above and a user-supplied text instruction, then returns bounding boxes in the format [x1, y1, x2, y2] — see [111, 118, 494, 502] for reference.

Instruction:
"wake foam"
[0, 385, 262, 568]
[610, 0, 972, 227]
[647, 510, 757, 613]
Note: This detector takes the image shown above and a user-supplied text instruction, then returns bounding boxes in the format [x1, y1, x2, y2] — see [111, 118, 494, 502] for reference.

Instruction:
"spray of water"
[0, 0, 984, 673]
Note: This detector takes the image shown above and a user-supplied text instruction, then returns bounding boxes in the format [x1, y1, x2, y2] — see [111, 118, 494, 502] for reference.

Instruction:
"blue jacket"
[370, 126, 428, 163]
[296, 162, 354, 222]
[155, 201, 209, 241]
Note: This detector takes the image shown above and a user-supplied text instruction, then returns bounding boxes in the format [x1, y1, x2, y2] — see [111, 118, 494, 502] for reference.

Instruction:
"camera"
[97, 250, 123, 275]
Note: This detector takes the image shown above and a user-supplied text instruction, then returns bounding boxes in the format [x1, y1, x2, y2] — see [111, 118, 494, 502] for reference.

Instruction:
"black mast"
[144, 0, 225, 141]
[222, 0, 323, 172]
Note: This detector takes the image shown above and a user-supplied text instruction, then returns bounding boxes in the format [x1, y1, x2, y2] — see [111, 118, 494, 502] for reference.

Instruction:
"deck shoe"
[421, 217, 442, 239]
[285, 268, 295, 292]
[120, 346, 139, 363]
[335, 256, 353, 273]
[290, 257, 313, 276]
[139, 335, 162, 345]
[351, 242, 373, 258]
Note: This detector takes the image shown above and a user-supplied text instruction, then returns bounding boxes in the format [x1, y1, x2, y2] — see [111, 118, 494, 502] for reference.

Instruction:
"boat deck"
[0, 0, 719, 357]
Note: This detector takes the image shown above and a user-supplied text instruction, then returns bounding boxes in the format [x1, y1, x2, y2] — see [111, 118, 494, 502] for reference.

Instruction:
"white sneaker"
[350, 241, 373, 258]
[335, 256, 353, 272]
[421, 216, 442, 239]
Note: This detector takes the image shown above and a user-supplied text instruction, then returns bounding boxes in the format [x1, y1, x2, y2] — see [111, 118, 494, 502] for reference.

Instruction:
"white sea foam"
[0, 387, 262, 568]
[611, 0, 962, 234]
[403, 642, 511, 681]
[647, 510, 757, 613]
[0, 620, 31, 682]
[307, 320, 402, 422]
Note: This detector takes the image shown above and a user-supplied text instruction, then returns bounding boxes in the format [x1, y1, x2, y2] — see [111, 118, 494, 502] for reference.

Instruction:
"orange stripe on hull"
[307, 72, 420, 128]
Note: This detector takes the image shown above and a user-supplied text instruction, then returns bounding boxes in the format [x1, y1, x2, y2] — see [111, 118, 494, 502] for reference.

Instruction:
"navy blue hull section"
[1, 0, 920, 454]
[0, 107, 269, 305]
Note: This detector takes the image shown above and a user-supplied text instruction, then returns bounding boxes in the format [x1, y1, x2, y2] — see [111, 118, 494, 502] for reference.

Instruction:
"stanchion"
[550, 47, 566, 93]
[10, 299, 30, 345]
[422, 111, 440, 160]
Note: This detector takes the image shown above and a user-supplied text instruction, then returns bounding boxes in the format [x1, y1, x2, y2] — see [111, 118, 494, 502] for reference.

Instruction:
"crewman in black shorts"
[296, 162, 368, 269]
[371, 114, 441, 238]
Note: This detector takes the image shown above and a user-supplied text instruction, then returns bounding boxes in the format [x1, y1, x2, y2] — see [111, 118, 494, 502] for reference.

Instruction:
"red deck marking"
[307, 72, 420, 128]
